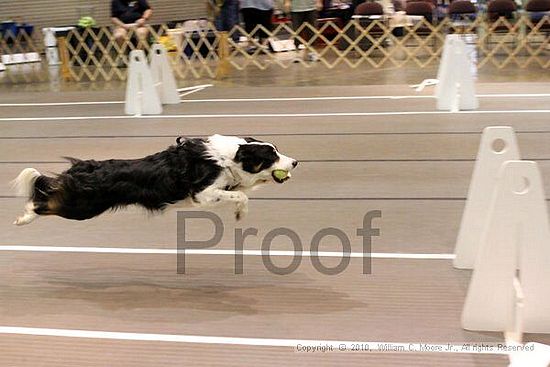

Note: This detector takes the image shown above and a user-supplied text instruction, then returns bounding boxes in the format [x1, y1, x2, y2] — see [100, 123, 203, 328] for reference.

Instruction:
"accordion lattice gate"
[1, 15, 543, 82]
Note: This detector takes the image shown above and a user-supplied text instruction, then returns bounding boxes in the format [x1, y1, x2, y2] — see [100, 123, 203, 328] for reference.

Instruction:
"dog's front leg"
[194, 188, 249, 220]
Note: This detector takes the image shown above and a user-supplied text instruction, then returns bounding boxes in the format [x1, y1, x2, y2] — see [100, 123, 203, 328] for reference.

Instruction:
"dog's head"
[205, 135, 298, 186]
[234, 137, 298, 184]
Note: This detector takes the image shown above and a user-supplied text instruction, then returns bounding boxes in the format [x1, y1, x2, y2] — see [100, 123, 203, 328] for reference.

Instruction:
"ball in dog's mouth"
[272, 169, 291, 184]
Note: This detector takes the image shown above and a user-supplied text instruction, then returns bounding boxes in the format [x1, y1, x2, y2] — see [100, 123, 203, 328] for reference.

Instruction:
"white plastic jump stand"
[149, 43, 180, 105]
[43, 28, 60, 66]
[435, 35, 478, 112]
[461, 161, 550, 335]
[125, 50, 162, 116]
[509, 342, 550, 367]
[454, 126, 520, 269]
[0, 62, 5, 72]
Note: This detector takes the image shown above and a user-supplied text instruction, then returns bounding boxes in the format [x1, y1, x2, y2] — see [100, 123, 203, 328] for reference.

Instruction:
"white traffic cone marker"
[462, 161, 550, 334]
[125, 49, 162, 116]
[436, 35, 478, 111]
[454, 126, 520, 269]
[149, 43, 180, 105]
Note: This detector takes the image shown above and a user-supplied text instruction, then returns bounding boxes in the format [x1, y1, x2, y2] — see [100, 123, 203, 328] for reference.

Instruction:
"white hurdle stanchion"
[435, 34, 478, 112]
[125, 49, 162, 116]
[454, 126, 520, 269]
[0, 62, 5, 72]
[509, 342, 550, 366]
[461, 160, 550, 335]
[149, 43, 180, 105]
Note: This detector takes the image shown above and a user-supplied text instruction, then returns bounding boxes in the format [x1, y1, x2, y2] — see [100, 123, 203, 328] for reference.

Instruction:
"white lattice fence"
[2, 15, 549, 82]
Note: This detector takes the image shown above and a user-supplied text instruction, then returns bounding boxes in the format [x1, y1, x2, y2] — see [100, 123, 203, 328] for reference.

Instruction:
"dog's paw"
[14, 202, 38, 226]
[234, 194, 249, 221]
[13, 215, 30, 226]
[235, 204, 248, 221]
[235, 209, 247, 221]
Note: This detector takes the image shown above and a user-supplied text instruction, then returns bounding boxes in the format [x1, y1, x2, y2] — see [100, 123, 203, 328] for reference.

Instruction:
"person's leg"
[241, 7, 263, 53]
[291, 11, 306, 49]
[258, 8, 273, 43]
[214, 8, 224, 31]
[241, 8, 256, 35]
[302, 10, 317, 46]
[217, 1, 230, 30]
[113, 26, 128, 65]
[225, 0, 240, 42]
[113, 26, 128, 46]
[302, 10, 319, 60]
[213, 2, 239, 46]
[135, 26, 149, 49]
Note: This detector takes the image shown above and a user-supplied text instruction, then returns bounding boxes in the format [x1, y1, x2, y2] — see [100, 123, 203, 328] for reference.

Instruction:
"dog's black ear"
[176, 136, 186, 146]
[243, 137, 262, 144]
[234, 145, 256, 172]
[63, 156, 82, 165]
[243, 137, 278, 151]
[234, 144, 278, 174]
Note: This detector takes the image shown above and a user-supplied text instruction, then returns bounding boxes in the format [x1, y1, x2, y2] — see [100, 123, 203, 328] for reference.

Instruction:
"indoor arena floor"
[1, 83, 550, 366]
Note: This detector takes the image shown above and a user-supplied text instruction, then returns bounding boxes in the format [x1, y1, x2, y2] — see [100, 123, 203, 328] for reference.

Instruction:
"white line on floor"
[0, 93, 549, 107]
[1, 110, 549, 122]
[0, 326, 508, 354]
[0, 101, 123, 107]
[176, 84, 213, 92]
[179, 87, 206, 98]
[180, 93, 550, 103]
[0, 245, 455, 259]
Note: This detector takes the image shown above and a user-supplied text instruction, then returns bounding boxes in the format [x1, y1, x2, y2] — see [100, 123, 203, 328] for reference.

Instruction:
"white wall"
[2, 0, 207, 30]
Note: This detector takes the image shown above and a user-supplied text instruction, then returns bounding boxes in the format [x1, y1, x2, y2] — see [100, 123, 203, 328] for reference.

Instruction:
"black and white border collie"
[12, 134, 297, 225]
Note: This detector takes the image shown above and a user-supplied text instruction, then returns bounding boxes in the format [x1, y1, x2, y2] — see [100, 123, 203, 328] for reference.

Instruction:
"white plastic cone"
[149, 43, 180, 105]
[436, 35, 478, 111]
[454, 126, 520, 269]
[462, 161, 550, 333]
[509, 343, 550, 367]
[435, 35, 452, 90]
[125, 50, 162, 116]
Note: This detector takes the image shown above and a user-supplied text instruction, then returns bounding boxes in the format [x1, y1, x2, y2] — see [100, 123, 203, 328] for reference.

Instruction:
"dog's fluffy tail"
[11, 168, 41, 198]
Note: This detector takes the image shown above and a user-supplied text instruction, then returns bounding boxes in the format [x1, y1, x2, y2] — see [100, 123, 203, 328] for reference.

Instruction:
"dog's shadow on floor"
[23, 269, 367, 323]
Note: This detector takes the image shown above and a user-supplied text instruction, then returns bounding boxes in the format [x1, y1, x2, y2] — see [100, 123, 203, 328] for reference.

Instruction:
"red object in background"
[272, 12, 291, 24]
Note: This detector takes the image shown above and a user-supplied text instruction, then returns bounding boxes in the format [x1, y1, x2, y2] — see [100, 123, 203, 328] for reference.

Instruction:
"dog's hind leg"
[13, 201, 39, 226]
[11, 168, 42, 226]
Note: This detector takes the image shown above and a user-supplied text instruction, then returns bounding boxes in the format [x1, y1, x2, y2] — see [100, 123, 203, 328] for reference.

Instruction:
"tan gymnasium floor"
[1, 83, 550, 366]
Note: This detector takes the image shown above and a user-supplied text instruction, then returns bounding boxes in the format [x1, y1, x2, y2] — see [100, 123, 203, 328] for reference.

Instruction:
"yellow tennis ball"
[273, 169, 289, 180]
